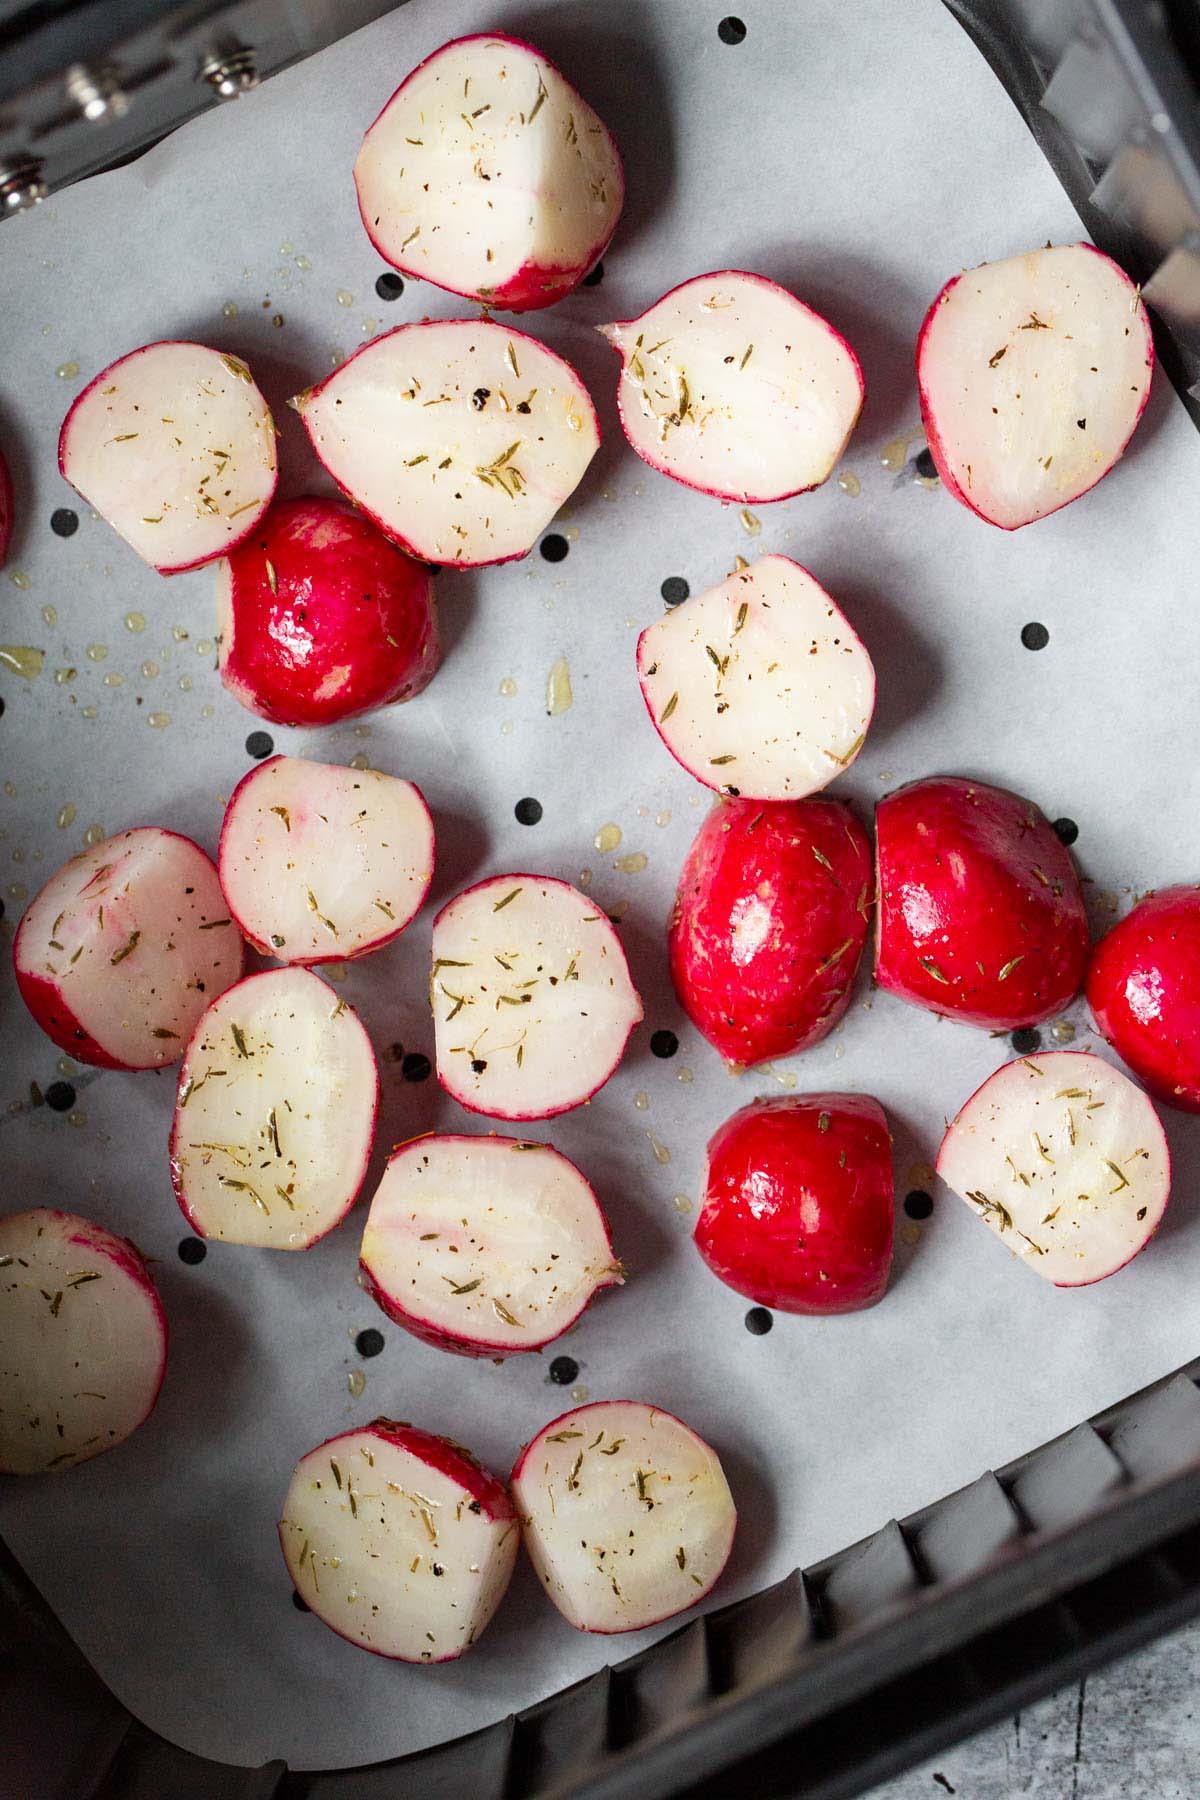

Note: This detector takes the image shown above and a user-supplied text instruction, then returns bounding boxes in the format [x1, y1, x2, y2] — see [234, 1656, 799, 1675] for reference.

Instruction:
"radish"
[293, 322, 599, 567]
[218, 755, 434, 965]
[58, 341, 277, 573]
[917, 243, 1154, 529]
[0, 445, 12, 566]
[1088, 886, 1200, 1112]
[430, 875, 643, 1120]
[279, 1419, 517, 1660]
[511, 1401, 736, 1633]
[697, 1094, 893, 1313]
[217, 496, 440, 727]
[354, 33, 623, 312]
[359, 1133, 622, 1357]
[875, 776, 1089, 1029]
[170, 967, 378, 1250]
[936, 1051, 1170, 1285]
[0, 1208, 166, 1475]
[600, 271, 863, 501]
[14, 828, 244, 1071]
[638, 555, 874, 799]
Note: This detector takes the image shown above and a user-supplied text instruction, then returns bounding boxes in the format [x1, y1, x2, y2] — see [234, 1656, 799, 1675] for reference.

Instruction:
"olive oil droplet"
[593, 822, 622, 854]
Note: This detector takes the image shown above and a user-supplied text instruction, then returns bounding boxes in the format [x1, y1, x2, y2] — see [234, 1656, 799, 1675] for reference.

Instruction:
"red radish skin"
[670, 798, 873, 1066]
[1088, 886, 1200, 1111]
[217, 497, 440, 727]
[875, 776, 1088, 1029]
[355, 33, 623, 312]
[0, 445, 12, 566]
[697, 1094, 894, 1314]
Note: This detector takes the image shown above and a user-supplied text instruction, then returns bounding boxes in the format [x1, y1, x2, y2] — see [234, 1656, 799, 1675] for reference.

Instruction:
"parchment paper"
[2, 0, 1199, 1771]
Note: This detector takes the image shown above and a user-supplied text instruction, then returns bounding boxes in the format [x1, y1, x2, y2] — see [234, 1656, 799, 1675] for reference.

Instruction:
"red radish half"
[917, 244, 1153, 529]
[937, 1051, 1169, 1285]
[600, 271, 863, 501]
[875, 776, 1089, 1029]
[217, 496, 440, 727]
[0, 445, 12, 566]
[1087, 886, 1200, 1112]
[58, 342, 277, 573]
[14, 828, 244, 1070]
[294, 322, 599, 567]
[431, 875, 642, 1119]
[359, 1134, 621, 1357]
[279, 1419, 517, 1660]
[511, 1401, 736, 1633]
[354, 33, 623, 312]
[0, 1208, 166, 1475]
[219, 755, 434, 965]
[638, 555, 874, 799]
[170, 968, 378, 1250]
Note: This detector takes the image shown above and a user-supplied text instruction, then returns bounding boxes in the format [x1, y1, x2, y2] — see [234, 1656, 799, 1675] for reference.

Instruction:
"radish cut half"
[431, 875, 643, 1119]
[917, 244, 1154, 529]
[279, 1420, 517, 1660]
[170, 967, 378, 1250]
[600, 271, 863, 501]
[511, 1401, 736, 1633]
[0, 1208, 167, 1475]
[638, 555, 874, 798]
[354, 33, 623, 311]
[360, 1134, 622, 1356]
[936, 1051, 1170, 1286]
[294, 322, 599, 567]
[58, 342, 277, 573]
[14, 828, 244, 1070]
[219, 755, 435, 964]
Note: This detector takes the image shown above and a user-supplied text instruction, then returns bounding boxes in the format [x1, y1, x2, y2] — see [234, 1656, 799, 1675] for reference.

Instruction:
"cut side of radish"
[431, 875, 643, 1120]
[936, 1051, 1170, 1286]
[218, 755, 435, 965]
[917, 243, 1154, 529]
[279, 1420, 517, 1660]
[638, 555, 874, 798]
[360, 1134, 622, 1356]
[58, 341, 277, 573]
[511, 1401, 736, 1633]
[0, 1208, 167, 1475]
[294, 321, 599, 567]
[170, 967, 378, 1250]
[14, 828, 244, 1070]
[600, 271, 863, 501]
[355, 33, 623, 311]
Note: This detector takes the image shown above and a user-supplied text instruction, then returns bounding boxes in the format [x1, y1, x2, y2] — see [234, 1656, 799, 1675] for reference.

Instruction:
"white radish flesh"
[58, 342, 277, 573]
[170, 967, 378, 1250]
[0, 1209, 166, 1476]
[600, 271, 863, 501]
[936, 1051, 1170, 1285]
[638, 554, 874, 799]
[14, 828, 244, 1071]
[279, 1420, 518, 1660]
[431, 875, 642, 1120]
[295, 322, 599, 567]
[219, 755, 434, 964]
[511, 1401, 736, 1633]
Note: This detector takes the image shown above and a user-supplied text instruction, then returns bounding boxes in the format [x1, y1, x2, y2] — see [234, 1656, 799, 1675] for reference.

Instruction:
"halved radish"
[511, 1401, 736, 1633]
[170, 967, 378, 1250]
[14, 828, 244, 1071]
[600, 271, 863, 501]
[638, 555, 874, 798]
[58, 341, 277, 573]
[279, 1419, 517, 1660]
[917, 243, 1154, 529]
[354, 33, 623, 312]
[294, 322, 599, 567]
[359, 1134, 622, 1356]
[430, 875, 643, 1120]
[218, 755, 435, 965]
[936, 1050, 1170, 1285]
[0, 1208, 167, 1476]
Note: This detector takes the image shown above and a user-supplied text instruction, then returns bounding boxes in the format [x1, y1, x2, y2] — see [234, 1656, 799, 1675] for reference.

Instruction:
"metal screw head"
[0, 155, 47, 214]
[65, 63, 131, 123]
[199, 47, 260, 99]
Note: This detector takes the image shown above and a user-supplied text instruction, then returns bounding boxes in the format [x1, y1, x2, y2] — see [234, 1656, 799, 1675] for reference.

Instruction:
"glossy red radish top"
[1088, 885, 1200, 1111]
